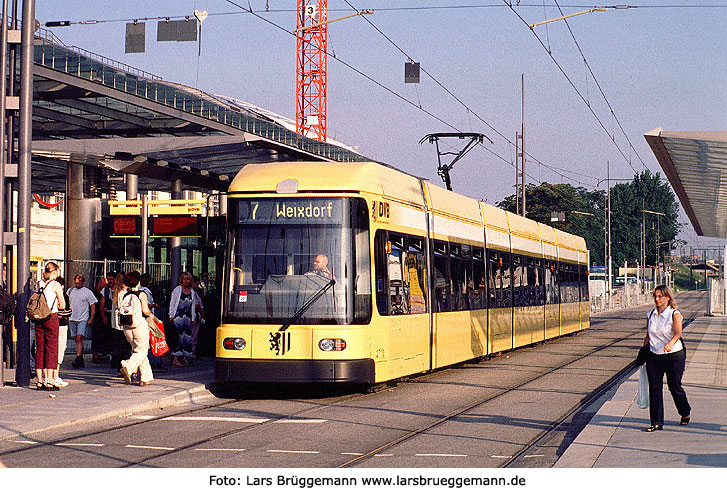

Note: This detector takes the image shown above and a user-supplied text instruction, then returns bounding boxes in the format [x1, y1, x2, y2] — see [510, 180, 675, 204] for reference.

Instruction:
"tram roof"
[229, 161, 425, 205]
[645, 128, 727, 238]
[229, 161, 588, 256]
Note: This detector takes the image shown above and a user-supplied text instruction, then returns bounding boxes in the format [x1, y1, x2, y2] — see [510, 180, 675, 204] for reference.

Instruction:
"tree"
[610, 170, 681, 269]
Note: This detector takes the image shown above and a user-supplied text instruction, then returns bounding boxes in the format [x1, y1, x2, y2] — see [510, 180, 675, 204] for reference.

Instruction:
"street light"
[643, 209, 665, 285]
[595, 169, 631, 308]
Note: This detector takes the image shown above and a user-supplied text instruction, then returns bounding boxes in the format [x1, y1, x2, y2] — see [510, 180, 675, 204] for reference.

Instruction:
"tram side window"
[472, 248, 486, 310]
[433, 241, 450, 312]
[501, 253, 512, 307]
[352, 198, 372, 323]
[559, 263, 577, 304]
[545, 260, 559, 305]
[450, 244, 466, 311]
[388, 235, 408, 315]
[487, 250, 512, 309]
[374, 230, 428, 316]
[375, 231, 389, 315]
[519, 256, 544, 307]
[407, 238, 428, 313]
[513, 255, 525, 307]
[532, 258, 545, 306]
[579, 264, 589, 302]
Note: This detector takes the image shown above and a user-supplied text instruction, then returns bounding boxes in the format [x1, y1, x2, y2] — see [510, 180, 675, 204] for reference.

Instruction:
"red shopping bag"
[148, 317, 170, 356]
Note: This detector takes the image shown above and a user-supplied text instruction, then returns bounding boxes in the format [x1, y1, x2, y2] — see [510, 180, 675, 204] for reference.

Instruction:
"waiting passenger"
[67, 273, 97, 369]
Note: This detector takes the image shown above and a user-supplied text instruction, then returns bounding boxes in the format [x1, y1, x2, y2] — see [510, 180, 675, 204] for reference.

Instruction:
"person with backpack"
[117, 271, 154, 386]
[109, 272, 132, 372]
[32, 262, 66, 391]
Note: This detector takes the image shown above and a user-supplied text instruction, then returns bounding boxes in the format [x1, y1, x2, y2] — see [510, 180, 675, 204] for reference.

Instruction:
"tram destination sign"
[235, 198, 343, 225]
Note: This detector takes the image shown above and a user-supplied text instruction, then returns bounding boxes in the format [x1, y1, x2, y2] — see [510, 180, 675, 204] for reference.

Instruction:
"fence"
[590, 282, 655, 314]
[707, 277, 726, 315]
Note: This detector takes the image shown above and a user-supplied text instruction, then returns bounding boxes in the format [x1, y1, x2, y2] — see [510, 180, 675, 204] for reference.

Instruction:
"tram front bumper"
[214, 358, 375, 383]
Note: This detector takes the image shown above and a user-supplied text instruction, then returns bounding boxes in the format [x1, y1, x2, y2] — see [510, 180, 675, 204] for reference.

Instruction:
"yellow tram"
[215, 162, 590, 384]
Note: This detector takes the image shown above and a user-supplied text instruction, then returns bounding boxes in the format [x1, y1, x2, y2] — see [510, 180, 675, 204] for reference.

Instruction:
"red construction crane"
[296, 1, 328, 141]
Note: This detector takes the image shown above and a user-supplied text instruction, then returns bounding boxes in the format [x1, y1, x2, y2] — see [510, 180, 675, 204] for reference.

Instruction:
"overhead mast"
[296, 1, 327, 142]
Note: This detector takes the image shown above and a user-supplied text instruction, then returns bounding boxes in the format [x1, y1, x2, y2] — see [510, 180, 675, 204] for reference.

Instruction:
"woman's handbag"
[636, 364, 649, 409]
[147, 315, 170, 356]
[635, 344, 649, 366]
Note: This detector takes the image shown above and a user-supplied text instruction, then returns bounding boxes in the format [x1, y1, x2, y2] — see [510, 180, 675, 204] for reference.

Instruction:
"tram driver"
[306, 253, 333, 279]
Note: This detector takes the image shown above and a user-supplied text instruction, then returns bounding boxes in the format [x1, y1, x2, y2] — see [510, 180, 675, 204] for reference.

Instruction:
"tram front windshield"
[224, 197, 371, 325]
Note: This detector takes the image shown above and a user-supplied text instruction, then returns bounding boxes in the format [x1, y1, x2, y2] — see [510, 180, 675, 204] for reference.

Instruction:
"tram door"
[375, 232, 429, 379]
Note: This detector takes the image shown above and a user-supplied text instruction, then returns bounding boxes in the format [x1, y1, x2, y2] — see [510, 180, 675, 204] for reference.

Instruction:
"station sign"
[109, 201, 204, 216]
[112, 216, 140, 237]
[109, 200, 204, 238]
[151, 216, 198, 236]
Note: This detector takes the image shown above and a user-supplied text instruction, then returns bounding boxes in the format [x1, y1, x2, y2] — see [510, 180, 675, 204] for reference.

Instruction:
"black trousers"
[645, 348, 690, 425]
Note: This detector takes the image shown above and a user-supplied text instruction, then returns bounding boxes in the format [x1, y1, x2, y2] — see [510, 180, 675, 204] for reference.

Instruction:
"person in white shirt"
[67, 274, 98, 369]
[643, 284, 691, 432]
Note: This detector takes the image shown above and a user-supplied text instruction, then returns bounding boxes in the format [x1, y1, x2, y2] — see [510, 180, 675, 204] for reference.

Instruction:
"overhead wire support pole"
[16, 0, 34, 387]
[521, 73, 525, 218]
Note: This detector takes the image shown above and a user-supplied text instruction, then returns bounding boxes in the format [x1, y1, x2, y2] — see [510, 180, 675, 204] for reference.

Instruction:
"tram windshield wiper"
[278, 278, 336, 332]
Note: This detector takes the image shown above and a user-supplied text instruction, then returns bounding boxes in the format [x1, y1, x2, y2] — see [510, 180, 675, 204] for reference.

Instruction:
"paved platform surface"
[0, 355, 214, 440]
[556, 314, 727, 468]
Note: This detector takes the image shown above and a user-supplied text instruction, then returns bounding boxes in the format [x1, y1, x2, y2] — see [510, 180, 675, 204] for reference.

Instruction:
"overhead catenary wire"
[335, 0, 603, 213]
[342, 0, 598, 187]
[551, 0, 651, 173]
[43, 3, 727, 24]
[503, 1, 641, 176]
[220, 0, 560, 186]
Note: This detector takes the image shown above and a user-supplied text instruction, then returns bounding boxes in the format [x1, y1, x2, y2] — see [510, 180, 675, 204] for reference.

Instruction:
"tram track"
[340, 293, 703, 468]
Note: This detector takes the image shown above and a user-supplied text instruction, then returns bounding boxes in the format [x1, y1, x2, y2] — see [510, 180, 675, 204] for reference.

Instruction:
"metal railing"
[590, 282, 655, 314]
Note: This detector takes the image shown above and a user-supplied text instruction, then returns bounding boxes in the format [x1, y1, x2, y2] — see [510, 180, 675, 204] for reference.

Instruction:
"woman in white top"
[35, 262, 66, 391]
[118, 271, 154, 386]
[643, 285, 691, 432]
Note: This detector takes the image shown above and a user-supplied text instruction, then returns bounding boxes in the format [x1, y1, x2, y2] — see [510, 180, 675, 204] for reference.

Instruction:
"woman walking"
[643, 284, 691, 432]
[118, 271, 154, 386]
[34, 262, 66, 391]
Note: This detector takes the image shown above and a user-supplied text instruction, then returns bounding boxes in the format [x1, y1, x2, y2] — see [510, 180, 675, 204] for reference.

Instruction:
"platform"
[0, 355, 214, 441]
[556, 314, 727, 468]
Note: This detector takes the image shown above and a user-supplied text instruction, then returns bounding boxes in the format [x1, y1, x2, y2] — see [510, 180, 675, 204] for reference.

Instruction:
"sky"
[33, 1, 727, 252]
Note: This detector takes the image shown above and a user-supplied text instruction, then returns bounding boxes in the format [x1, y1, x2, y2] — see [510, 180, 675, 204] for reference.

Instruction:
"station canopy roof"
[30, 30, 373, 196]
[644, 128, 727, 239]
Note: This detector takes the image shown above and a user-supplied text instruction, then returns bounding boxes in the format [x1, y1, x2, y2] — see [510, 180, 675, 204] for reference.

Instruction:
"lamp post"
[595, 173, 630, 309]
[643, 209, 665, 285]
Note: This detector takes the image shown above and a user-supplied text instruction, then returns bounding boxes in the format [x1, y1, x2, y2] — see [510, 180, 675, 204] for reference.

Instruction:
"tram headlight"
[319, 338, 346, 352]
[223, 337, 246, 350]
